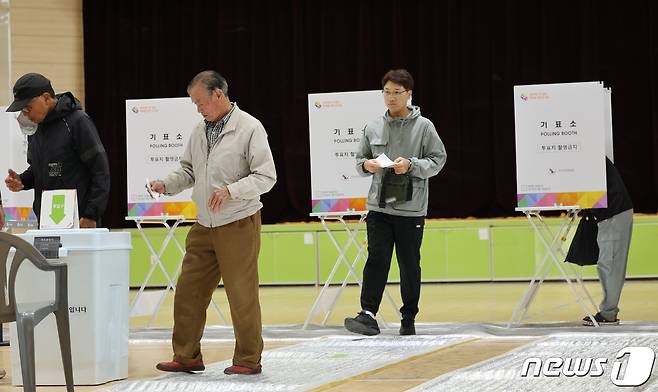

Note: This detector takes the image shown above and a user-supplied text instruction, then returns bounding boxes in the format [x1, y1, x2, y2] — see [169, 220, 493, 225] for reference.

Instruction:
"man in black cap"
[4, 73, 110, 227]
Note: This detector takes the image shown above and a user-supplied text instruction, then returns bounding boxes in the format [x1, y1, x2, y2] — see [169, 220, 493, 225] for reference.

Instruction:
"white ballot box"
[9, 228, 131, 385]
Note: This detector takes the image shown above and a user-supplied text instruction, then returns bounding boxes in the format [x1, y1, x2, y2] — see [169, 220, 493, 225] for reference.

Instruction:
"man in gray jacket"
[151, 70, 276, 375]
[345, 69, 447, 336]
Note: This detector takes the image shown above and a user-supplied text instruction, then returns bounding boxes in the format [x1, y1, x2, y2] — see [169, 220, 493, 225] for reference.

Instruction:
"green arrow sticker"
[50, 194, 66, 224]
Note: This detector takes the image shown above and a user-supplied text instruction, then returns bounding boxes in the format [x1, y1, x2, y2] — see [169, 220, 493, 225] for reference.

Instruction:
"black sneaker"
[582, 312, 620, 326]
[344, 311, 380, 336]
[399, 319, 416, 336]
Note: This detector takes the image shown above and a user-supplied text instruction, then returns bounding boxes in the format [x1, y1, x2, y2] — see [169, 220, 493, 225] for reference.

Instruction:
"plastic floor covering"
[105, 322, 658, 392]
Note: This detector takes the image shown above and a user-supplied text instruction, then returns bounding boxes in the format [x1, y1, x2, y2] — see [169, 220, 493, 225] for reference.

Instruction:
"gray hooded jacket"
[356, 106, 446, 216]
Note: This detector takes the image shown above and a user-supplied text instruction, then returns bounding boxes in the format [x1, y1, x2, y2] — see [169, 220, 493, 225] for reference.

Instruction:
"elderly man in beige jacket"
[151, 70, 276, 375]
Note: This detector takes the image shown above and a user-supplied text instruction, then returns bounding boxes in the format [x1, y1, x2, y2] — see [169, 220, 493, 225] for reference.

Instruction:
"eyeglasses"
[382, 89, 408, 97]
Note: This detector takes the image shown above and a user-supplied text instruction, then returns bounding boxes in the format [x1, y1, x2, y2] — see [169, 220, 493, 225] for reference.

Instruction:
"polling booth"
[124, 98, 225, 326]
[0, 107, 37, 350]
[304, 90, 400, 328]
[509, 81, 614, 327]
[0, 107, 37, 224]
[7, 190, 132, 385]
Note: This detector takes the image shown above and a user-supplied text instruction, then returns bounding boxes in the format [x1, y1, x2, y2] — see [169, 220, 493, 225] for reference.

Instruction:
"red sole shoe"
[224, 364, 262, 375]
[156, 360, 205, 373]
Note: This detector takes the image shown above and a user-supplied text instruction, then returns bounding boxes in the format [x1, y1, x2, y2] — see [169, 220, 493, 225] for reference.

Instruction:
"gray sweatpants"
[596, 208, 633, 320]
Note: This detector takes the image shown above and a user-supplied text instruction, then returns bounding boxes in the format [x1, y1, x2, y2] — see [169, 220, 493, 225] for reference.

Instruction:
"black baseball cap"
[6, 73, 55, 112]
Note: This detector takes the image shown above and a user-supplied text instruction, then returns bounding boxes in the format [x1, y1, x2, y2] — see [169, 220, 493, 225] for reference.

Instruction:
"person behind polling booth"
[344, 69, 447, 336]
[4, 73, 110, 228]
[565, 157, 633, 326]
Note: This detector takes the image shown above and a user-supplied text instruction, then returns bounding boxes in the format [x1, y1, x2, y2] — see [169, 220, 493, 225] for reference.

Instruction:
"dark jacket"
[589, 157, 633, 221]
[19, 92, 110, 222]
[566, 157, 633, 265]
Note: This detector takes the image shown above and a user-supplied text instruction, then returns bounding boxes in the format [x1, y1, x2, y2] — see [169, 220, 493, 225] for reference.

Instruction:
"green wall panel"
[128, 227, 190, 287]
[444, 229, 490, 279]
[124, 215, 658, 287]
[492, 227, 536, 279]
[316, 230, 368, 285]
[419, 230, 448, 280]
[267, 232, 317, 283]
[626, 223, 658, 276]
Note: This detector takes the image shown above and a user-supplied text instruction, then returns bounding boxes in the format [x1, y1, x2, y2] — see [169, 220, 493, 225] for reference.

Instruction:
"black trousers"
[360, 210, 425, 320]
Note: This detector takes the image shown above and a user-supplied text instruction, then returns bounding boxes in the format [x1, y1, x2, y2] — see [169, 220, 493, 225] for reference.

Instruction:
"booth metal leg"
[0, 324, 8, 346]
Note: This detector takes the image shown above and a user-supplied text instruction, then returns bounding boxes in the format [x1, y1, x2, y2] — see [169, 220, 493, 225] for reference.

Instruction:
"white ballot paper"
[145, 178, 160, 200]
[375, 153, 395, 168]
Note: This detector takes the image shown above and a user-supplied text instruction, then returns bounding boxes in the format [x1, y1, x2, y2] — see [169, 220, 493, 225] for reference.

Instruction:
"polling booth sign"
[125, 98, 200, 219]
[308, 90, 385, 214]
[514, 81, 609, 209]
[0, 108, 36, 222]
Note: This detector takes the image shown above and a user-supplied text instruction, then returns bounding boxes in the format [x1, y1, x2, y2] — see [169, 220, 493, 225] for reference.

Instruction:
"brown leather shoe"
[156, 359, 205, 372]
[224, 364, 262, 375]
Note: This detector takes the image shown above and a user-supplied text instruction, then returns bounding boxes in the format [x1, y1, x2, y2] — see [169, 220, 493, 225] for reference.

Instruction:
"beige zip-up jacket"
[163, 104, 276, 227]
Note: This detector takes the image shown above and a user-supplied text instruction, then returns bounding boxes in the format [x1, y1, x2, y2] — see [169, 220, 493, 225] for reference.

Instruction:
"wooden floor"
[311, 338, 537, 392]
[130, 279, 658, 328]
[0, 280, 656, 391]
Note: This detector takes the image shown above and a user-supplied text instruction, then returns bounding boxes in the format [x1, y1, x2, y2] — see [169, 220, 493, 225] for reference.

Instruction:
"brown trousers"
[172, 211, 263, 368]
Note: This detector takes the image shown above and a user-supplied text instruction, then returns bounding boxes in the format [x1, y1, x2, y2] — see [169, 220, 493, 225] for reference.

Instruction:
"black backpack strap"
[405, 175, 413, 201]
[379, 169, 391, 208]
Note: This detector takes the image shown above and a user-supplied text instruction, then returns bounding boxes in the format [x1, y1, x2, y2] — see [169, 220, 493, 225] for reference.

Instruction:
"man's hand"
[392, 157, 412, 174]
[0, 207, 5, 230]
[79, 218, 97, 228]
[5, 169, 24, 192]
[149, 180, 166, 195]
[208, 186, 231, 212]
[362, 159, 381, 174]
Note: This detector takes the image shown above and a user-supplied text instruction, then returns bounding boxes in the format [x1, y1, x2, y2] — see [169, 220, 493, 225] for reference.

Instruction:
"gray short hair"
[188, 70, 228, 97]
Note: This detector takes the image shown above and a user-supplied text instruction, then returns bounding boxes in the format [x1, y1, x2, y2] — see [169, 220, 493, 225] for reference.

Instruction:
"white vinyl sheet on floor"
[410, 333, 658, 392]
[100, 335, 472, 392]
